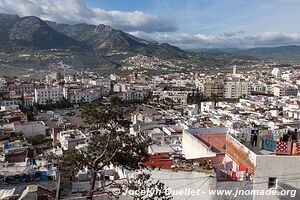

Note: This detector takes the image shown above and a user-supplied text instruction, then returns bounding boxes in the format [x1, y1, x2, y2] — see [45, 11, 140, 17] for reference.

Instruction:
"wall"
[128, 169, 216, 200]
[226, 134, 300, 200]
[226, 134, 256, 171]
[253, 155, 300, 200]
[182, 130, 216, 159]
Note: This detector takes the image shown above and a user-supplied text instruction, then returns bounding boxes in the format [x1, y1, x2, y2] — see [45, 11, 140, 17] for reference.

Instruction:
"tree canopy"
[60, 100, 152, 199]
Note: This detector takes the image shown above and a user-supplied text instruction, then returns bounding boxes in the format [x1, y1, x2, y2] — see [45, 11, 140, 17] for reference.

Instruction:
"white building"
[113, 83, 127, 93]
[110, 74, 120, 81]
[123, 90, 146, 100]
[200, 102, 215, 113]
[169, 79, 188, 87]
[34, 86, 63, 105]
[232, 65, 237, 75]
[251, 82, 266, 93]
[0, 105, 20, 112]
[281, 73, 291, 81]
[58, 129, 86, 150]
[65, 89, 101, 103]
[272, 68, 281, 78]
[273, 85, 298, 97]
[91, 79, 111, 88]
[152, 90, 193, 105]
[0, 97, 34, 108]
[224, 79, 251, 99]
[185, 104, 199, 116]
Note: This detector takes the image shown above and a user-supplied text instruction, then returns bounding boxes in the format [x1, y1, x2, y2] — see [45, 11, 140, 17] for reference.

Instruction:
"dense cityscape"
[1, 62, 300, 199]
[1, 0, 300, 200]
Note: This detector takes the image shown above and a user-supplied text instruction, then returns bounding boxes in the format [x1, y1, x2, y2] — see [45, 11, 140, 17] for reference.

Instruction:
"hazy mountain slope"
[190, 46, 300, 62]
[8, 16, 83, 49]
[0, 13, 20, 46]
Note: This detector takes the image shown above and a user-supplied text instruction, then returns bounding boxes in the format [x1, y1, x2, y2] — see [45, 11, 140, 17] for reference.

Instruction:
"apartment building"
[152, 90, 193, 104]
[202, 77, 224, 98]
[34, 86, 63, 105]
[7, 83, 34, 95]
[224, 79, 251, 99]
[64, 88, 101, 103]
[273, 85, 298, 97]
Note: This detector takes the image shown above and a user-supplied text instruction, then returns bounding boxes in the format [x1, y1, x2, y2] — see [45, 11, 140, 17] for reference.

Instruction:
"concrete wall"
[226, 134, 300, 200]
[226, 134, 257, 171]
[253, 155, 300, 200]
[128, 169, 216, 200]
[182, 130, 216, 159]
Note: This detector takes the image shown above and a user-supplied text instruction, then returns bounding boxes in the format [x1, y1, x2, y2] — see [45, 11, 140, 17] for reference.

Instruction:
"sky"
[0, 0, 300, 48]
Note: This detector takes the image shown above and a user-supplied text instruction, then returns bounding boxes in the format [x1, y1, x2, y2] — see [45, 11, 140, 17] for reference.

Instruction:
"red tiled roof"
[194, 134, 226, 153]
[144, 153, 174, 169]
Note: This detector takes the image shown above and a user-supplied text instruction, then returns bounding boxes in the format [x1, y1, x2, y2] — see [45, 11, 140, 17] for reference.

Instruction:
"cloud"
[253, 32, 300, 45]
[221, 30, 246, 38]
[147, 32, 252, 48]
[92, 9, 177, 33]
[144, 31, 300, 49]
[0, 0, 178, 33]
[195, 33, 215, 41]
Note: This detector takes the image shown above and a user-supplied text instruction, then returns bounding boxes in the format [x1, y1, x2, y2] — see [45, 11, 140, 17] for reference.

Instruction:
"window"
[268, 177, 277, 189]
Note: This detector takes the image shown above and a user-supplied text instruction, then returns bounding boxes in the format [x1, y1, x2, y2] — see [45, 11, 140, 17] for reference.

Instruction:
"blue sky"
[84, 0, 300, 34]
[1, 0, 300, 48]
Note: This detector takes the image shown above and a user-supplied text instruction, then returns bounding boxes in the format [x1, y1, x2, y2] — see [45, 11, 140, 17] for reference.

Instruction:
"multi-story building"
[65, 88, 101, 103]
[0, 99, 23, 107]
[152, 90, 193, 105]
[202, 77, 224, 98]
[251, 82, 266, 94]
[0, 96, 34, 108]
[224, 78, 251, 99]
[91, 79, 111, 89]
[273, 85, 298, 97]
[281, 73, 292, 81]
[34, 86, 63, 105]
[113, 83, 127, 93]
[7, 83, 34, 95]
[123, 89, 146, 100]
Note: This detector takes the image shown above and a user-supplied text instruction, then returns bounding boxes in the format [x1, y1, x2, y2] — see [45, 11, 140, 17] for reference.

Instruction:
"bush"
[26, 135, 50, 145]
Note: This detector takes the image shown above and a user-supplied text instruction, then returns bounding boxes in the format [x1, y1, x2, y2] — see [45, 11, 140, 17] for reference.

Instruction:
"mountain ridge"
[0, 13, 188, 59]
[188, 45, 300, 63]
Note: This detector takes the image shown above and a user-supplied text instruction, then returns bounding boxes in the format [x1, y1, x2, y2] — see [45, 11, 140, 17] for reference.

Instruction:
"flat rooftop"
[187, 128, 228, 154]
[149, 144, 175, 154]
[194, 134, 226, 153]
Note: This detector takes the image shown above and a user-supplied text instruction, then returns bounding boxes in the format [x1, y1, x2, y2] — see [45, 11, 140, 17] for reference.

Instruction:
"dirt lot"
[37, 108, 87, 129]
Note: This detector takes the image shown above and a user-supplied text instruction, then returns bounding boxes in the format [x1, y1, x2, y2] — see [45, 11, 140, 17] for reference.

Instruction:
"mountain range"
[0, 13, 188, 59]
[189, 45, 300, 63]
[1, 12, 300, 76]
